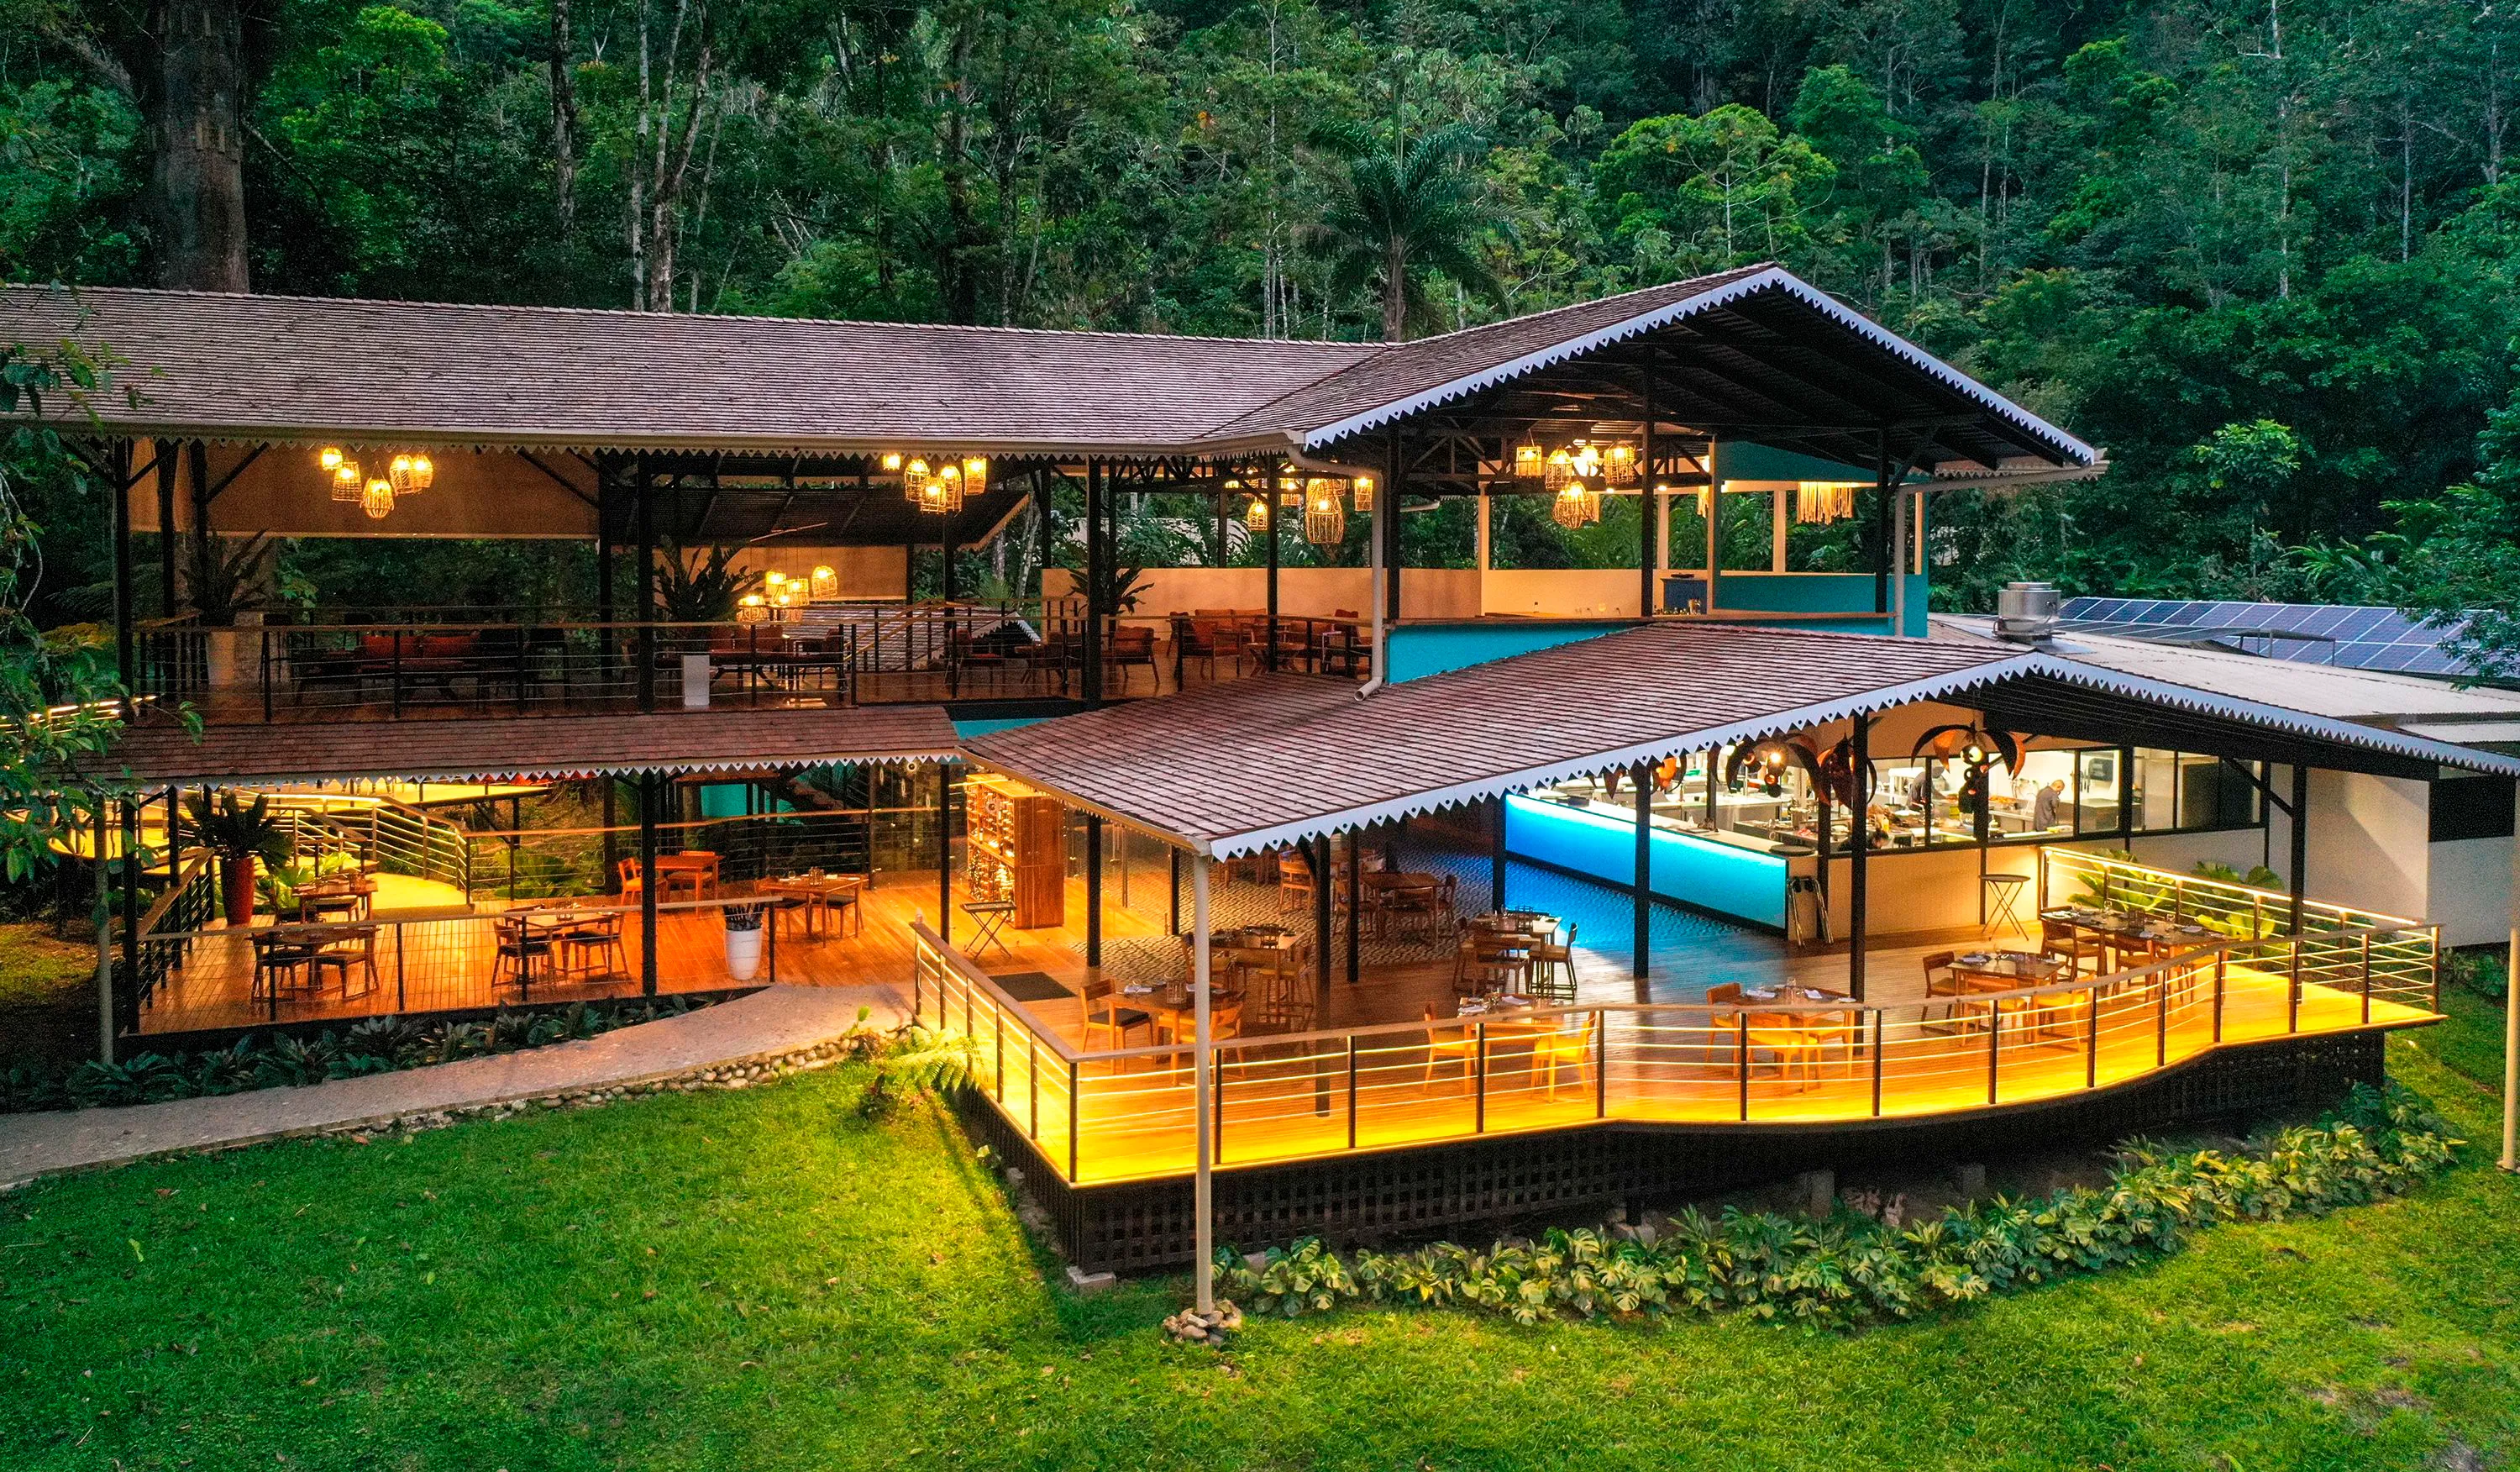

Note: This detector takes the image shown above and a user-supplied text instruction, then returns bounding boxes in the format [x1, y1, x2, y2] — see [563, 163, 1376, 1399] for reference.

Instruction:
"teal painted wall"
[1504, 794, 1790, 929]
[1714, 442, 1931, 486]
[952, 717, 1047, 738]
[1386, 621, 1630, 682]
[1710, 571, 1931, 637]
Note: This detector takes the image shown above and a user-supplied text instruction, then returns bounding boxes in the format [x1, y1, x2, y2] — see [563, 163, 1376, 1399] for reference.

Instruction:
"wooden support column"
[154, 440, 179, 617]
[1490, 795, 1509, 912]
[1872, 429, 1893, 617]
[2503, 782, 2518, 1173]
[1265, 481, 1280, 670]
[92, 804, 113, 1065]
[941, 502, 958, 602]
[601, 778, 618, 891]
[1084, 460, 1105, 708]
[1638, 351, 1657, 619]
[2120, 744, 2137, 849]
[1345, 829, 1362, 983]
[1168, 847, 1181, 935]
[1703, 460, 1722, 614]
[636, 454, 659, 712]
[118, 797, 141, 1036]
[937, 761, 954, 944]
[2288, 763, 2309, 934]
[1632, 759, 1652, 983]
[1314, 834, 1333, 991]
[1848, 717, 1871, 1001]
[109, 440, 135, 716]
[1034, 467, 1055, 601]
[638, 775, 659, 996]
[1084, 812, 1103, 966]
[1383, 428, 1404, 626]
[1190, 854, 1216, 1313]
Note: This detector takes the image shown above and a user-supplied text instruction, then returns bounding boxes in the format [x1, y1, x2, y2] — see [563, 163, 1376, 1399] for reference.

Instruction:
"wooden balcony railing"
[909, 914, 2440, 1188]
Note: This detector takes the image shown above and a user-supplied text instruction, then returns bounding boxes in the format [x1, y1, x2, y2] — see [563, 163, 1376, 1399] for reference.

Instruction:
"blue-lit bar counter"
[1503, 790, 1811, 932]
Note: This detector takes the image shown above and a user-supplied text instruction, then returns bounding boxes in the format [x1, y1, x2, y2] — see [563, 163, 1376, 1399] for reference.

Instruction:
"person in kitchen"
[2031, 778, 2068, 830]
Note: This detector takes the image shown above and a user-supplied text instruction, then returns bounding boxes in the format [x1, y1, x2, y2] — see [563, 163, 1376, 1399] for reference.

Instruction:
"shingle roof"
[92, 706, 958, 784]
[3, 266, 2092, 470]
[0, 285, 1375, 454]
[963, 623, 2029, 854]
[964, 622, 2520, 854]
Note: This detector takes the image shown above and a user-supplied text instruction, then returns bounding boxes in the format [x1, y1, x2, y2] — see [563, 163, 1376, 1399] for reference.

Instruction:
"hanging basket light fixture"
[1601, 441, 1639, 486]
[1303, 481, 1347, 545]
[1551, 480, 1600, 529]
[809, 565, 840, 600]
[328, 456, 362, 503]
[1243, 495, 1269, 531]
[1350, 475, 1375, 513]
[360, 477, 396, 520]
[1543, 447, 1577, 492]
[387, 453, 433, 496]
[1795, 481, 1858, 526]
[1513, 439, 1545, 482]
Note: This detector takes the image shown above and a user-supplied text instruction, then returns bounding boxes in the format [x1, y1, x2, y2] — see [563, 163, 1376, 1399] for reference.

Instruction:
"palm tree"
[1313, 123, 1502, 342]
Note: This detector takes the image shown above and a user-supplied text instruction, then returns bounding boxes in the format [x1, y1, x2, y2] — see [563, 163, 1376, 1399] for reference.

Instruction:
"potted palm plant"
[184, 791, 292, 926]
[185, 532, 275, 692]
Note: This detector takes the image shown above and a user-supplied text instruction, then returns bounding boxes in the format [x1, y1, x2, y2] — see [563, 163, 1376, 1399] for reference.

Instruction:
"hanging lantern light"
[881, 452, 905, 473]
[1243, 495, 1269, 531]
[1602, 442, 1639, 486]
[1795, 481, 1857, 526]
[961, 456, 989, 493]
[809, 565, 839, 599]
[405, 453, 433, 492]
[318, 446, 344, 473]
[1513, 439, 1545, 481]
[1552, 480, 1600, 529]
[1303, 481, 1346, 545]
[736, 594, 769, 624]
[388, 454, 420, 495]
[903, 457, 932, 503]
[936, 463, 964, 513]
[1278, 473, 1303, 508]
[360, 477, 396, 520]
[330, 459, 363, 502]
[1572, 442, 1604, 481]
[1544, 447, 1576, 492]
[1351, 475, 1375, 513]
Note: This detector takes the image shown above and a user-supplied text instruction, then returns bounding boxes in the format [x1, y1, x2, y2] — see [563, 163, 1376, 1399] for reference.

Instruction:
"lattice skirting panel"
[961, 1030, 2388, 1275]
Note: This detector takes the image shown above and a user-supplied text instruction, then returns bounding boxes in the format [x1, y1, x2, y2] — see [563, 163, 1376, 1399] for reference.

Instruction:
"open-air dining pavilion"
[11, 262, 2514, 1289]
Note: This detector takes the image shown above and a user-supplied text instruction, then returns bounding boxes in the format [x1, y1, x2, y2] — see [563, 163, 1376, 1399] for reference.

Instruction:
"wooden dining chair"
[1421, 1005, 1478, 1091]
[1529, 923, 1578, 1001]
[1107, 625, 1158, 693]
[305, 924, 381, 999]
[1081, 972, 1155, 1051]
[616, 858, 645, 903]
[1532, 1012, 1595, 1096]
[491, 914, 554, 997]
[1277, 853, 1315, 912]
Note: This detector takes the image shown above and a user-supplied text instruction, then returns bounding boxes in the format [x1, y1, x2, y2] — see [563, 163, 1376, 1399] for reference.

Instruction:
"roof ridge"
[0, 281, 1386, 352]
[1389, 264, 1779, 347]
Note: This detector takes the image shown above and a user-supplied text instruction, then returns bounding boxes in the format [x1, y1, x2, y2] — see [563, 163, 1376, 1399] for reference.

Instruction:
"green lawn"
[3, 1006, 2515, 1469]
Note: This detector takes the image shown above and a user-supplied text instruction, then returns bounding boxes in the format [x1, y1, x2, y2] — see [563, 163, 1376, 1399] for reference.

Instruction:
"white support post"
[1771, 485, 1788, 572]
[1192, 854, 1217, 1306]
[2503, 786, 2517, 1172]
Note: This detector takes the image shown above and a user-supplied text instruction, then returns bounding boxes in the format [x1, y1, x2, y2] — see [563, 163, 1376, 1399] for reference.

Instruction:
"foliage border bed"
[1215, 1083, 2459, 1330]
[1, 997, 717, 1113]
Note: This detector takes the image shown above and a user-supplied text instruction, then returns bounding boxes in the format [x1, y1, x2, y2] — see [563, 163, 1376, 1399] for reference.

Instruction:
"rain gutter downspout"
[1286, 444, 1387, 699]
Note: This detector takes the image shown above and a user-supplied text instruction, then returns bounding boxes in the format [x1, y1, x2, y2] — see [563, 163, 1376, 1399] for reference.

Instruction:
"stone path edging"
[0, 983, 906, 1189]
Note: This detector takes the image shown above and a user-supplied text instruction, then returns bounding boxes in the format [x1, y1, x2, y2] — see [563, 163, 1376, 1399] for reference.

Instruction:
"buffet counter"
[1503, 791, 1807, 930]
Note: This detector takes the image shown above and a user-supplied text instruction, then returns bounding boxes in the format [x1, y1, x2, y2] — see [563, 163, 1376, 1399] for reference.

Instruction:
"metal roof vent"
[1994, 581, 2061, 643]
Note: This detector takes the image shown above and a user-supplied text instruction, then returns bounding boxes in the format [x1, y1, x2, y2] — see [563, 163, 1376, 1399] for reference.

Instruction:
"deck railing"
[132, 598, 1095, 721]
[132, 896, 795, 1032]
[2039, 847, 2418, 939]
[910, 915, 2439, 1187]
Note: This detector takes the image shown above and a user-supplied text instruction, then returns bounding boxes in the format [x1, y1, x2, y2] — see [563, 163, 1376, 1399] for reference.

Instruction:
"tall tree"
[1313, 122, 1500, 341]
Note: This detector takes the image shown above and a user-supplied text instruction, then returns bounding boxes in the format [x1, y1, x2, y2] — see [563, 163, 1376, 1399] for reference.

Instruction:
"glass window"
[2074, 750, 2122, 837]
[2137, 749, 2178, 830]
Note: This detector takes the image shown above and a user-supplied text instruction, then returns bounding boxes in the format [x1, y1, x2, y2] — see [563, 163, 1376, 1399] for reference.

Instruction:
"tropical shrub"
[1217, 1084, 2457, 1331]
[0, 996, 711, 1112]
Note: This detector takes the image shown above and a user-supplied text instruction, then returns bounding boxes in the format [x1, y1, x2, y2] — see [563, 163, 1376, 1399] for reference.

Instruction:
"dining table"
[1734, 984, 1861, 1080]
[2042, 906, 2216, 970]
[761, 872, 864, 938]
[1120, 980, 1245, 1043]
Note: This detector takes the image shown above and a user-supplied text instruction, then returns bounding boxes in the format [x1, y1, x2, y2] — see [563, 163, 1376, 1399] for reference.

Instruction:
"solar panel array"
[2055, 598, 2476, 676]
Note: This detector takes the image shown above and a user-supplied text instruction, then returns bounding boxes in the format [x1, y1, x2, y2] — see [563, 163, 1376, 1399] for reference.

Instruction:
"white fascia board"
[1295, 266, 2101, 467]
[1204, 655, 2046, 858]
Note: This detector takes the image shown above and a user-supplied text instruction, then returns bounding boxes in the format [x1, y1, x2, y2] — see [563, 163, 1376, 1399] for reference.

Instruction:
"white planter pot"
[724, 922, 764, 981]
[681, 653, 712, 708]
[202, 628, 253, 691]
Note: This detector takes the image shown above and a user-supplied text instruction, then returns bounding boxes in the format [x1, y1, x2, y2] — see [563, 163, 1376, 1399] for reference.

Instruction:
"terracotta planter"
[221, 859, 256, 928]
